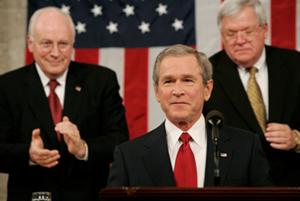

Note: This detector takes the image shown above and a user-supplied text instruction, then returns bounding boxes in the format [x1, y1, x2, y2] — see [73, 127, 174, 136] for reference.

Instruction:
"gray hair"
[28, 6, 76, 42]
[218, 0, 267, 31]
[153, 44, 213, 86]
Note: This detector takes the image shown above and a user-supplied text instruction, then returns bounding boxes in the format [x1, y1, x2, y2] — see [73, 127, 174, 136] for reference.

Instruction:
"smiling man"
[203, 0, 300, 187]
[27, 7, 74, 80]
[0, 7, 128, 201]
[107, 44, 273, 188]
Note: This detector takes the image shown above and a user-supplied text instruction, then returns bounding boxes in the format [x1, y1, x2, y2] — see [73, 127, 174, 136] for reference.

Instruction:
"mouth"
[235, 48, 251, 52]
[171, 102, 188, 105]
[47, 60, 63, 65]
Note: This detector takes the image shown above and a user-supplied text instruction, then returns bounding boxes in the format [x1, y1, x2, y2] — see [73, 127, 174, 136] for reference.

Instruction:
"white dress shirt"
[34, 64, 88, 161]
[165, 115, 207, 187]
[237, 48, 269, 119]
[35, 63, 67, 108]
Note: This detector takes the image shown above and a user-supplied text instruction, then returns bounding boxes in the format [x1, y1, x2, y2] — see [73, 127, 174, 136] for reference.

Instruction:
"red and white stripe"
[25, 0, 300, 139]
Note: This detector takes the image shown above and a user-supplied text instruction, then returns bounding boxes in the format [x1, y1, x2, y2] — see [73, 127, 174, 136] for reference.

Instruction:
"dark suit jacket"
[107, 122, 274, 187]
[203, 45, 300, 186]
[0, 61, 129, 201]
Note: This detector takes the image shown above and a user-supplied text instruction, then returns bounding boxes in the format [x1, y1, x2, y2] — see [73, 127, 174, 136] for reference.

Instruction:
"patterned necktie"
[247, 67, 267, 133]
[48, 80, 62, 142]
[174, 133, 197, 187]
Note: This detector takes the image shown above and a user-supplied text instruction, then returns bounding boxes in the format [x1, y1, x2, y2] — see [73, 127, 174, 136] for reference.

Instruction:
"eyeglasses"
[30, 35, 72, 53]
[223, 26, 262, 42]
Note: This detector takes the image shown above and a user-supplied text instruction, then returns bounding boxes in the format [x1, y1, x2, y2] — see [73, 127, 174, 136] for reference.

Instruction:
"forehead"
[159, 54, 201, 76]
[34, 11, 73, 40]
[221, 6, 258, 30]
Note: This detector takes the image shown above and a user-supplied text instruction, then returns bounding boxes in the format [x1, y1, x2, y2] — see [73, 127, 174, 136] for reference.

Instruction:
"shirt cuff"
[29, 160, 38, 166]
[76, 140, 88, 161]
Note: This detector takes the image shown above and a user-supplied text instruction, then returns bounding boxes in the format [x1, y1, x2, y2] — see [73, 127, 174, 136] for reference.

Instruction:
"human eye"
[244, 30, 253, 35]
[41, 41, 51, 47]
[161, 76, 173, 84]
[59, 42, 68, 46]
[226, 31, 236, 37]
[59, 42, 69, 49]
[183, 76, 195, 84]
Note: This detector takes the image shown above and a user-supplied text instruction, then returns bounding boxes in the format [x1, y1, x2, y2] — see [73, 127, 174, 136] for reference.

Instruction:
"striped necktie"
[247, 67, 267, 133]
[48, 80, 62, 142]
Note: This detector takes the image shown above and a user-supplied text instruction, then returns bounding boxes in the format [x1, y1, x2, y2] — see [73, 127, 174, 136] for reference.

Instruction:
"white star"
[61, 4, 71, 15]
[123, 4, 135, 17]
[156, 3, 168, 16]
[75, 21, 86, 34]
[172, 18, 184, 31]
[138, 21, 150, 34]
[91, 4, 103, 17]
[106, 21, 118, 34]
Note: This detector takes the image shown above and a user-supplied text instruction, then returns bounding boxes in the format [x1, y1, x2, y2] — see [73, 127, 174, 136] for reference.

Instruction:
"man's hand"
[265, 123, 296, 151]
[29, 128, 60, 168]
[55, 116, 86, 158]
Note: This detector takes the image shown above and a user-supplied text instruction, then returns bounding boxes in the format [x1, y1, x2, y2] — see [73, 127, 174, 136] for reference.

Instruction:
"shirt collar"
[165, 115, 207, 150]
[35, 63, 68, 87]
[238, 47, 266, 73]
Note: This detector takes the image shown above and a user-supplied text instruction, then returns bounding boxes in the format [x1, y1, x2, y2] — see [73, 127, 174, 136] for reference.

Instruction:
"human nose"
[49, 44, 60, 56]
[235, 31, 247, 44]
[172, 81, 184, 96]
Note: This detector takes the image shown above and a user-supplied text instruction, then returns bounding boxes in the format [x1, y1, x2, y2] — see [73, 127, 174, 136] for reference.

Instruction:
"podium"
[100, 187, 300, 201]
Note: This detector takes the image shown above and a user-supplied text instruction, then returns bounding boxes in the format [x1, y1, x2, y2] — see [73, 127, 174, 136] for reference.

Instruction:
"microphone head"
[205, 110, 225, 130]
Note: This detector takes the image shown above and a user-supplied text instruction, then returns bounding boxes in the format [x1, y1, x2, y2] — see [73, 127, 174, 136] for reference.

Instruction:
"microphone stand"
[206, 110, 224, 187]
[209, 119, 221, 187]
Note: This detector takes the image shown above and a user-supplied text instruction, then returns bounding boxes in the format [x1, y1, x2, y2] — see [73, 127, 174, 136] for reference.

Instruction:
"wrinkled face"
[27, 11, 73, 80]
[221, 6, 268, 68]
[154, 54, 213, 127]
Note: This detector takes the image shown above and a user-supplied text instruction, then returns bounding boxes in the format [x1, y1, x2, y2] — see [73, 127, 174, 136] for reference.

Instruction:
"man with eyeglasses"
[0, 7, 128, 201]
[203, 0, 300, 187]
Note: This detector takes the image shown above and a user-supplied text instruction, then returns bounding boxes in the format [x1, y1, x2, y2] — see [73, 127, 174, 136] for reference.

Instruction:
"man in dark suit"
[203, 0, 300, 186]
[107, 44, 274, 187]
[0, 7, 128, 201]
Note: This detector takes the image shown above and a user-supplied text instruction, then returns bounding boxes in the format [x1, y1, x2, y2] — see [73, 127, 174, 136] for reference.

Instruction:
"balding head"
[28, 7, 75, 43]
[27, 6, 75, 80]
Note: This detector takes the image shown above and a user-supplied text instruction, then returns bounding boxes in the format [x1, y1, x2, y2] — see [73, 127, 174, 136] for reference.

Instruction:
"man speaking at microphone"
[107, 44, 274, 187]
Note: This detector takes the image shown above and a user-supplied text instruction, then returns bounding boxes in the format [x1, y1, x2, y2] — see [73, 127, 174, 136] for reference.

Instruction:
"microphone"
[206, 110, 224, 140]
[205, 110, 225, 187]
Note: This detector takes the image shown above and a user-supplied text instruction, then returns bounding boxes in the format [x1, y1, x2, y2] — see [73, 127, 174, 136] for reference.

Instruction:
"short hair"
[217, 0, 267, 31]
[153, 44, 213, 86]
[28, 6, 76, 42]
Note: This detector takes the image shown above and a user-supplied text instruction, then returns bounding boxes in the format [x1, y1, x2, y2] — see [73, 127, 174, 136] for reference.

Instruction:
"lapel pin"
[75, 86, 81, 92]
[220, 153, 227, 157]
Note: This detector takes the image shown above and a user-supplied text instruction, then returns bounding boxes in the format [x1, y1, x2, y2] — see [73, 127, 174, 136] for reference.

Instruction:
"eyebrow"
[226, 26, 252, 32]
[161, 74, 196, 80]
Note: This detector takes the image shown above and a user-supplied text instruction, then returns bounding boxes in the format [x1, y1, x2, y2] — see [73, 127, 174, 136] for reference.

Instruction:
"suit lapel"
[204, 129, 233, 187]
[141, 123, 176, 187]
[24, 64, 60, 147]
[214, 52, 263, 136]
[204, 130, 214, 186]
[265, 46, 288, 123]
[218, 130, 233, 186]
[60, 62, 86, 151]
[63, 61, 85, 122]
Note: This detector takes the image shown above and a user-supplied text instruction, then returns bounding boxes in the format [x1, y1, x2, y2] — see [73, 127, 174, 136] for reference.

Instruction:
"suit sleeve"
[250, 134, 275, 186]
[106, 145, 129, 187]
[83, 69, 129, 168]
[0, 79, 31, 172]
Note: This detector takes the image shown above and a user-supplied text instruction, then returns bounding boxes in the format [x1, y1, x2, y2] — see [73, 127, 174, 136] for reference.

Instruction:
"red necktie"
[48, 80, 62, 142]
[174, 133, 197, 187]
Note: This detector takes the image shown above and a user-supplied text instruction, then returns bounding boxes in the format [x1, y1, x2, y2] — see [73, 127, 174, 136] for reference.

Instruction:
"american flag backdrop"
[25, 0, 300, 139]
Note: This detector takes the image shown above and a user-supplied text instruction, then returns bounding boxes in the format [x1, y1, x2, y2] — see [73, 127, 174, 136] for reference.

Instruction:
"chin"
[170, 114, 189, 122]
[234, 58, 252, 66]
